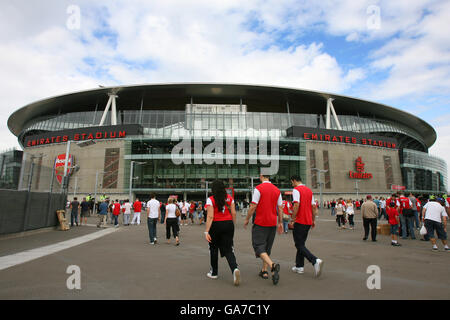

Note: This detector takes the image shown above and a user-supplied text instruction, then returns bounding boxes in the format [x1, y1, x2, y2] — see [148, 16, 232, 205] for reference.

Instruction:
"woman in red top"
[204, 180, 240, 286]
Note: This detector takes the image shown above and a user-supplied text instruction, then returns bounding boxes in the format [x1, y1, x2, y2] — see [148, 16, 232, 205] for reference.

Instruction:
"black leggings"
[209, 220, 238, 275]
[348, 214, 354, 226]
[166, 218, 179, 239]
[336, 214, 345, 227]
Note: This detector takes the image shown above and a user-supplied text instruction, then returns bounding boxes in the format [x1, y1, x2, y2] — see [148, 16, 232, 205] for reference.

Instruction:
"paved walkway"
[0, 212, 449, 299]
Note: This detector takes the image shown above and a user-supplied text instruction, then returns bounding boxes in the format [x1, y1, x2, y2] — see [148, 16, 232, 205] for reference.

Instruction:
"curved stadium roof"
[7, 83, 436, 148]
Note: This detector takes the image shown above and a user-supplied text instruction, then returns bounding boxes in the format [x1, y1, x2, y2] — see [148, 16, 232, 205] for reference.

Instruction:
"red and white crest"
[54, 154, 74, 184]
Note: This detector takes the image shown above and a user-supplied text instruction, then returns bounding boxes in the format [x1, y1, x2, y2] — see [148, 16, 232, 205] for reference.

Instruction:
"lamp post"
[93, 170, 107, 216]
[312, 168, 328, 216]
[129, 161, 145, 202]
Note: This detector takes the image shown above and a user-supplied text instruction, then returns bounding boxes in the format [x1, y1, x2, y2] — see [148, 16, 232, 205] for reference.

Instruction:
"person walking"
[290, 176, 324, 278]
[361, 195, 378, 242]
[97, 199, 109, 228]
[398, 192, 416, 240]
[181, 200, 188, 226]
[409, 193, 420, 230]
[122, 199, 132, 226]
[282, 197, 292, 233]
[422, 196, 449, 251]
[70, 197, 80, 227]
[112, 199, 121, 228]
[189, 200, 196, 225]
[131, 197, 142, 225]
[165, 197, 180, 246]
[147, 194, 160, 244]
[80, 197, 90, 226]
[204, 180, 240, 286]
[197, 201, 205, 225]
[346, 199, 355, 230]
[387, 201, 401, 246]
[335, 198, 346, 229]
[244, 174, 283, 285]
[160, 201, 166, 224]
[330, 199, 336, 216]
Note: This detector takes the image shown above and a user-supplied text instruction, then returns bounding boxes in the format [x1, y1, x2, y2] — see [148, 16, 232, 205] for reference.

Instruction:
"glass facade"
[401, 149, 447, 193]
[0, 149, 23, 190]
[20, 110, 427, 150]
[125, 139, 305, 193]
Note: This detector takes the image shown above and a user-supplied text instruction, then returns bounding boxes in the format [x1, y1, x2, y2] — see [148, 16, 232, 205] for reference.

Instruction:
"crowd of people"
[67, 183, 448, 287]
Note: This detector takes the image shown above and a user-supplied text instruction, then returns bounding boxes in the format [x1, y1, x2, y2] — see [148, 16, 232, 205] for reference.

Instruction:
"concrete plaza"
[0, 210, 448, 300]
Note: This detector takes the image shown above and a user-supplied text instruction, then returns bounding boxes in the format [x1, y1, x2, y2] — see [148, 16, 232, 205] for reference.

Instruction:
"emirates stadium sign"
[349, 156, 373, 179]
[24, 124, 143, 148]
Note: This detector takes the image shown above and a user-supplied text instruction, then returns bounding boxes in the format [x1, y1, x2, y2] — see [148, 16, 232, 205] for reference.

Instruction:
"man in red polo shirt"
[290, 175, 324, 278]
[244, 174, 283, 285]
[398, 192, 416, 239]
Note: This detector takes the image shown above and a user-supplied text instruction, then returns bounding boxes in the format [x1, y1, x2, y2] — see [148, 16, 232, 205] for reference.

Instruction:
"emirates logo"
[349, 156, 372, 179]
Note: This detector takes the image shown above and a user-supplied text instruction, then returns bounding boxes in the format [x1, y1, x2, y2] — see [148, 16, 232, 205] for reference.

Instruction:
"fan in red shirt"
[204, 180, 240, 286]
[132, 198, 142, 225]
[387, 202, 401, 246]
[290, 175, 324, 278]
[282, 199, 292, 233]
[244, 174, 283, 285]
[189, 201, 196, 224]
[398, 192, 416, 240]
[112, 199, 121, 227]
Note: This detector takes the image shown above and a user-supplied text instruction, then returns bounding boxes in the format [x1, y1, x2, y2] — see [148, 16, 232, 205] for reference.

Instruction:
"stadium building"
[7, 83, 448, 202]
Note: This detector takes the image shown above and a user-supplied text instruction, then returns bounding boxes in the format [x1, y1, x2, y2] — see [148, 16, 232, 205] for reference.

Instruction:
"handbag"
[419, 223, 427, 236]
[175, 208, 181, 217]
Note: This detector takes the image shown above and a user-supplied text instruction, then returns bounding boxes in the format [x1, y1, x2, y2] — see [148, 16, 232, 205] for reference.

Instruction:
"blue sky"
[0, 0, 449, 179]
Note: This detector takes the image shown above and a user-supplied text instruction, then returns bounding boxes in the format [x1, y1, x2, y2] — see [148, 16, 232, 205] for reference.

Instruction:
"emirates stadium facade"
[7, 83, 448, 201]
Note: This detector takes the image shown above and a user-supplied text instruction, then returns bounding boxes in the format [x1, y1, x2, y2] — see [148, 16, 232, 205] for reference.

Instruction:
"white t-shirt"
[147, 199, 160, 218]
[423, 201, 448, 223]
[181, 202, 188, 213]
[166, 203, 177, 218]
[122, 202, 132, 214]
[380, 200, 386, 209]
[346, 203, 354, 215]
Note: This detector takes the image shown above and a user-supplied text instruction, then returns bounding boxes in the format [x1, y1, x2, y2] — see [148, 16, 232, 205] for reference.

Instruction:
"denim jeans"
[113, 215, 119, 226]
[71, 212, 78, 226]
[283, 220, 289, 233]
[331, 207, 336, 216]
[147, 218, 158, 243]
[412, 210, 420, 229]
[400, 214, 416, 239]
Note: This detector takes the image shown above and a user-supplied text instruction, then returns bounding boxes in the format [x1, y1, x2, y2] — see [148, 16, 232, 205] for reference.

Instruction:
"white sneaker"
[292, 266, 304, 274]
[233, 268, 240, 286]
[207, 271, 218, 279]
[313, 259, 324, 278]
